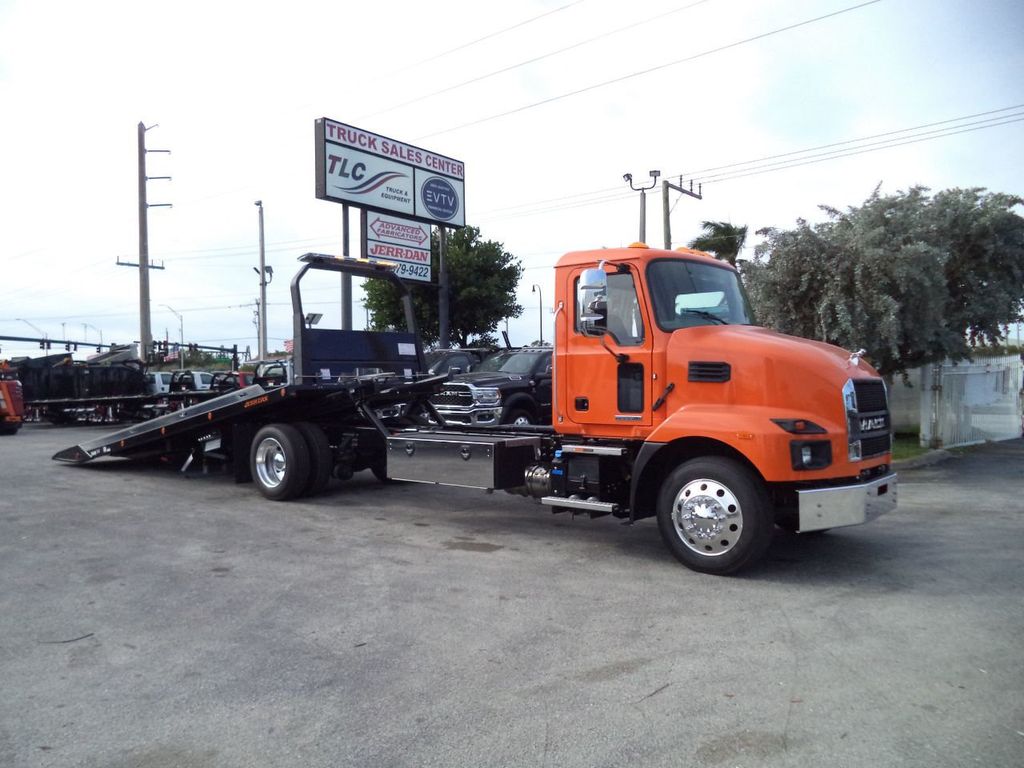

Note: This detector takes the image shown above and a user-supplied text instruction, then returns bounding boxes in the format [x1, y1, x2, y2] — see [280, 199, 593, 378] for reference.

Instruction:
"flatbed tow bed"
[53, 374, 448, 465]
[54, 253, 454, 488]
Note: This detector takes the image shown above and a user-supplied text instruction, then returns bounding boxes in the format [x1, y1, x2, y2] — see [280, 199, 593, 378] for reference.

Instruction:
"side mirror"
[577, 268, 609, 338]
[579, 267, 607, 291]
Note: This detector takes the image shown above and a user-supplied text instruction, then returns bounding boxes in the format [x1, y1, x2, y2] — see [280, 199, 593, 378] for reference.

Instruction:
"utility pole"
[438, 226, 450, 349]
[624, 170, 660, 243]
[133, 122, 171, 362]
[254, 201, 269, 360]
[662, 176, 703, 249]
[340, 204, 353, 330]
[531, 284, 543, 345]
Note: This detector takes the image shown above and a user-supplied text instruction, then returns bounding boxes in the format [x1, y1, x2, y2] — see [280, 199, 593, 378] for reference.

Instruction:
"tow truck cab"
[553, 244, 895, 533]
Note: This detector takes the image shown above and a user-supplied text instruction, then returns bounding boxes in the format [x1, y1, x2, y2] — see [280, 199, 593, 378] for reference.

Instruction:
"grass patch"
[892, 432, 929, 461]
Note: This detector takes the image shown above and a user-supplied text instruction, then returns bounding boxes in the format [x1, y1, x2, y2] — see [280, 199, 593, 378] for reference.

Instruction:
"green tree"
[363, 226, 523, 347]
[743, 186, 1024, 376]
[687, 220, 748, 266]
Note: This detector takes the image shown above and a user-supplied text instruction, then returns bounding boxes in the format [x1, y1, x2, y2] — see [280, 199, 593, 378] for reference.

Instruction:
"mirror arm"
[601, 335, 629, 363]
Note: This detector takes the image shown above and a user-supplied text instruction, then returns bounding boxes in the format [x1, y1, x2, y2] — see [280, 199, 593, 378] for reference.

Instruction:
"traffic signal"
[65, 343, 70, 352]
[39, 341, 45, 349]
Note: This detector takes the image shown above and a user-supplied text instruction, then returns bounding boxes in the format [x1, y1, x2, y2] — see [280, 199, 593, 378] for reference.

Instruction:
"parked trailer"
[55, 247, 898, 575]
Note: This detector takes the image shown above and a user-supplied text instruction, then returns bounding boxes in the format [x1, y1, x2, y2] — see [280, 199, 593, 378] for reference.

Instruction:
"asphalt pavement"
[1, 425, 1021, 768]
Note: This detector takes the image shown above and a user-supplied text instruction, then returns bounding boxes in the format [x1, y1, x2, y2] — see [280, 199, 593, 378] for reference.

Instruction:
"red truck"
[0, 364, 25, 435]
[55, 247, 896, 574]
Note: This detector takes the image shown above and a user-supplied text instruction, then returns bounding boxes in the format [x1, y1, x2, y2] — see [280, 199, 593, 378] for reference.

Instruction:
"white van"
[145, 371, 173, 395]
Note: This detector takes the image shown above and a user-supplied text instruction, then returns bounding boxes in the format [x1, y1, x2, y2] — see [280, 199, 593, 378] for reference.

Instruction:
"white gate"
[920, 355, 1023, 448]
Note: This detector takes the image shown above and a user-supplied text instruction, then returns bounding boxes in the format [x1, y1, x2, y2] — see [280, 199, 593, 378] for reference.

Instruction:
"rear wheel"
[656, 457, 773, 575]
[250, 424, 311, 500]
[294, 422, 333, 497]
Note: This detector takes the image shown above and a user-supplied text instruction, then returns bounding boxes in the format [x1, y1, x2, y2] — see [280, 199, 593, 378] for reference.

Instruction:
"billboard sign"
[315, 118, 465, 228]
[365, 213, 432, 283]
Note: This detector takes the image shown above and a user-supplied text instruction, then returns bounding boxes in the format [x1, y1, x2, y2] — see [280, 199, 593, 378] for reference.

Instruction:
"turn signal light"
[772, 418, 827, 434]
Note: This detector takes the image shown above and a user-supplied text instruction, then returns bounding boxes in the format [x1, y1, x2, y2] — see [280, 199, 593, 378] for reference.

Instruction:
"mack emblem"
[860, 416, 887, 431]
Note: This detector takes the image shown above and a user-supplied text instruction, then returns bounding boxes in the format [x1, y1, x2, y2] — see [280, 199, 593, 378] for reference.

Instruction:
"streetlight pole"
[17, 318, 47, 347]
[85, 324, 104, 347]
[531, 284, 543, 345]
[254, 200, 268, 360]
[623, 170, 660, 243]
[162, 305, 184, 370]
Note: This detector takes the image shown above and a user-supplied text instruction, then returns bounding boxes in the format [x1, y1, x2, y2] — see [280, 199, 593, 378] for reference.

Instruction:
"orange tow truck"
[56, 246, 896, 574]
[0, 362, 25, 435]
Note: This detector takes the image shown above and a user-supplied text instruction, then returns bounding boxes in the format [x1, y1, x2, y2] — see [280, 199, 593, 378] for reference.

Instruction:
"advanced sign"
[365, 213, 432, 283]
[315, 118, 465, 228]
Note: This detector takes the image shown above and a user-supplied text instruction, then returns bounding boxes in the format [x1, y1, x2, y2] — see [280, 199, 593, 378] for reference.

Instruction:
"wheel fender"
[501, 394, 536, 420]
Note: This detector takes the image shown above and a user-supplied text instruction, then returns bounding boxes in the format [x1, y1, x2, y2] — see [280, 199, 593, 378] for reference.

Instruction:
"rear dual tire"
[250, 422, 333, 500]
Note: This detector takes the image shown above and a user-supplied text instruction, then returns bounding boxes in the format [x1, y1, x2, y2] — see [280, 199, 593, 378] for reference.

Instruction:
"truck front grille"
[853, 380, 887, 413]
[848, 379, 891, 459]
[861, 433, 892, 457]
[431, 385, 473, 408]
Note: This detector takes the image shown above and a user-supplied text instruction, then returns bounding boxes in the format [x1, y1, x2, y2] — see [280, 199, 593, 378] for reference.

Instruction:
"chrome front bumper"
[797, 473, 897, 532]
[432, 406, 500, 426]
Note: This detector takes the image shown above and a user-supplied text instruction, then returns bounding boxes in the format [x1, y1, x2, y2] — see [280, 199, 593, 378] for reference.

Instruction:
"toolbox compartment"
[385, 432, 540, 490]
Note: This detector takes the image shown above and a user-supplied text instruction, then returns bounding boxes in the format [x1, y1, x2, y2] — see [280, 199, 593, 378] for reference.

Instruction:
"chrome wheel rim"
[671, 477, 743, 557]
[511, 414, 532, 426]
[254, 437, 286, 489]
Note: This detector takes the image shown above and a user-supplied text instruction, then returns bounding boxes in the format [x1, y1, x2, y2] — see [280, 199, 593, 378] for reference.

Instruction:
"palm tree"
[687, 221, 748, 266]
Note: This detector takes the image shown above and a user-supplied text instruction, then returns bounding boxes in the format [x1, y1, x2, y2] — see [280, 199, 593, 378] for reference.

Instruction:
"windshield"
[647, 258, 755, 330]
[476, 350, 545, 374]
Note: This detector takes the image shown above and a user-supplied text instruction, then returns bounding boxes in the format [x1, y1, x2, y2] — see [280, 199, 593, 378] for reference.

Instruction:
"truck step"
[540, 495, 618, 517]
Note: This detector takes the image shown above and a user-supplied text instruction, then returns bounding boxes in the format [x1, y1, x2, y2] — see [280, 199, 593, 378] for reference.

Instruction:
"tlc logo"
[327, 154, 366, 181]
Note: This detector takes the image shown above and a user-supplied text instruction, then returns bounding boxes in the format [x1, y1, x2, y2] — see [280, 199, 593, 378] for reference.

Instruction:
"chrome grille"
[853, 379, 890, 458]
[431, 385, 473, 408]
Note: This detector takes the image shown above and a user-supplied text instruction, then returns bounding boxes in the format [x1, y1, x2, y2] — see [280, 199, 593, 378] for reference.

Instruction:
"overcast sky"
[1, 0, 1021, 361]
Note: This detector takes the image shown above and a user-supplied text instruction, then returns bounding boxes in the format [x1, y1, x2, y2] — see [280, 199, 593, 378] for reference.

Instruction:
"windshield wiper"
[679, 309, 728, 325]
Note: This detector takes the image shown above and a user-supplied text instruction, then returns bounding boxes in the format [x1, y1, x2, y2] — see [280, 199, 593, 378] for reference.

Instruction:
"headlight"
[842, 379, 858, 412]
[474, 387, 501, 406]
[843, 379, 860, 461]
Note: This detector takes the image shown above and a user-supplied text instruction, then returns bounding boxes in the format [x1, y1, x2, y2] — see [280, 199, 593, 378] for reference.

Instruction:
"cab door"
[564, 268, 653, 430]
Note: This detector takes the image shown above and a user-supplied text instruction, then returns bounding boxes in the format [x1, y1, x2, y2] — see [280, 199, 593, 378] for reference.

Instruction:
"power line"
[416, 0, 883, 140]
[381, 0, 590, 78]
[470, 103, 1024, 223]
[682, 103, 1024, 179]
[359, 0, 714, 120]
[695, 115, 1024, 185]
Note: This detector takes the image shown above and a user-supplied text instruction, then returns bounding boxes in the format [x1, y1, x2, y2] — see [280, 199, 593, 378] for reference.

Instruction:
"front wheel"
[504, 408, 534, 427]
[250, 424, 311, 500]
[656, 457, 773, 575]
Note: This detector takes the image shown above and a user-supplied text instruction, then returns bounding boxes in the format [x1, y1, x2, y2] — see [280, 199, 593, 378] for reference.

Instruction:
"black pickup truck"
[430, 347, 552, 426]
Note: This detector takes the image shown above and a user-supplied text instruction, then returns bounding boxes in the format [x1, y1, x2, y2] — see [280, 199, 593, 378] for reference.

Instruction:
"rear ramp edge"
[53, 445, 92, 463]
